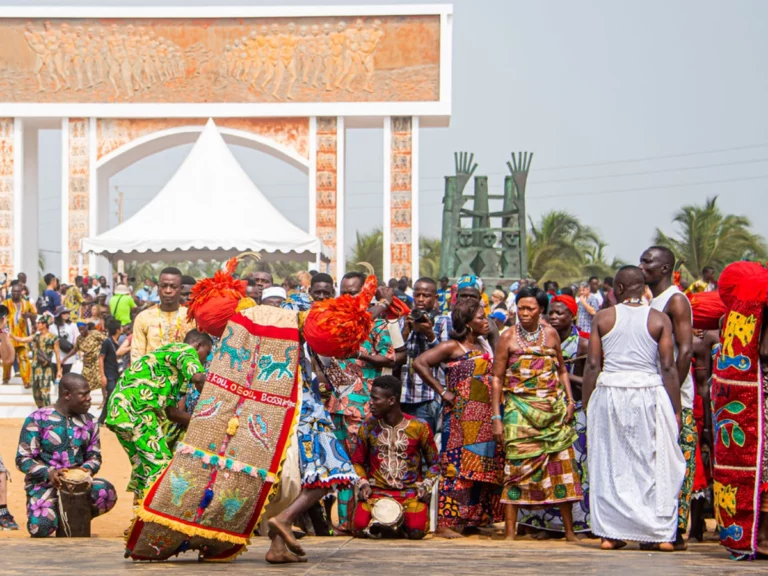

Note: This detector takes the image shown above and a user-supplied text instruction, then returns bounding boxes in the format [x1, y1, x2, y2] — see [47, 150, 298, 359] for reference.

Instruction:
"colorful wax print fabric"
[438, 343, 503, 530]
[501, 346, 581, 506]
[106, 343, 203, 497]
[16, 407, 116, 536]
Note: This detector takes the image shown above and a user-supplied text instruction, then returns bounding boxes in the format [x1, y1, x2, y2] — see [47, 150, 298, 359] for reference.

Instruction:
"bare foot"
[333, 528, 352, 537]
[659, 542, 675, 552]
[601, 538, 627, 550]
[435, 527, 464, 539]
[564, 531, 580, 543]
[757, 541, 768, 556]
[672, 539, 688, 551]
[265, 549, 308, 564]
[268, 517, 305, 557]
[503, 533, 518, 541]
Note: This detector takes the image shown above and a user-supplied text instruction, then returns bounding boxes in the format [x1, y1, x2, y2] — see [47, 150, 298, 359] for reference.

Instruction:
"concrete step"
[0, 377, 105, 419]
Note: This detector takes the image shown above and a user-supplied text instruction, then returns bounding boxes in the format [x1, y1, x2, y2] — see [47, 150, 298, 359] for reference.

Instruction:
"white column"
[411, 116, 420, 280]
[89, 117, 109, 279]
[335, 117, 346, 279]
[60, 118, 69, 282]
[308, 116, 320, 271]
[95, 166, 111, 280]
[19, 122, 40, 298]
[382, 116, 392, 281]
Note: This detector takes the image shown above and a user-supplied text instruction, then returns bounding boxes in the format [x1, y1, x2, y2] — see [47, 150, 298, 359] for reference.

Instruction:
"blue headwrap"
[510, 281, 520, 292]
[457, 275, 481, 291]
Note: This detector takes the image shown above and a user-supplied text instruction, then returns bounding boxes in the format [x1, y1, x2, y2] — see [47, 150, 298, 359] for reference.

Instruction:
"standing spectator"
[11, 314, 62, 408]
[398, 277, 451, 434]
[588, 276, 604, 308]
[180, 276, 197, 306]
[109, 284, 137, 326]
[2, 281, 37, 386]
[577, 282, 600, 334]
[99, 318, 123, 425]
[63, 276, 86, 322]
[61, 322, 106, 391]
[135, 277, 159, 305]
[490, 289, 507, 314]
[51, 306, 78, 376]
[685, 266, 717, 295]
[40, 274, 61, 315]
[87, 276, 111, 300]
[437, 276, 451, 314]
[601, 276, 617, 309]
[505, 281, 520, 321]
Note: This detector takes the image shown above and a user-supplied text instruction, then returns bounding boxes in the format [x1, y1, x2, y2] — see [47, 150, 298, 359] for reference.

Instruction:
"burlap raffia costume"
[126, 305, 302, 561]
[125, 258, 379, 562]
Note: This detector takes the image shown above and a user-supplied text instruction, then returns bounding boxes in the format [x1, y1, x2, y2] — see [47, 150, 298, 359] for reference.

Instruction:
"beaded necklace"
[621, 297, 644, 305]
[158, 308, 182, 345]
[515, 321, 546, 348]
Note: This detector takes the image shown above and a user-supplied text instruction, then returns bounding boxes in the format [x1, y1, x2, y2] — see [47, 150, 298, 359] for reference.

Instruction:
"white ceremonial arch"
[0, 4, 453, 286]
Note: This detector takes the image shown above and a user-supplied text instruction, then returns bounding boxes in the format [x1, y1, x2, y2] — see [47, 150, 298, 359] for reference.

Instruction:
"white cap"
[261, 286, 287, 300]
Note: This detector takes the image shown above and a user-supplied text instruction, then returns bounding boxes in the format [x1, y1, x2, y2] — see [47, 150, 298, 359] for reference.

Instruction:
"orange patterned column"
[65, 118, 90, 283]
[0, 119, 14, 278]
[389, 116, 413, 279]
[315, 117, 339, 278]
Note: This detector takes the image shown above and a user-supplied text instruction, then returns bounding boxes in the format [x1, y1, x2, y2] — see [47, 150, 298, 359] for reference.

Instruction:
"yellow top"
[3, 298, 36, 339]
[131, 306, 195, 363]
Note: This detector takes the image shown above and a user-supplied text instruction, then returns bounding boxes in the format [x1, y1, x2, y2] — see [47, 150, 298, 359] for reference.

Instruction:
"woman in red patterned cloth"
[413, 298, 504, 539]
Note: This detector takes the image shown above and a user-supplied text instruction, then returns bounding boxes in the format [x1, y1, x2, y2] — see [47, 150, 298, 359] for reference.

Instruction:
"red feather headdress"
[186, 257, 247, 337]
[303, 274, 378, 358]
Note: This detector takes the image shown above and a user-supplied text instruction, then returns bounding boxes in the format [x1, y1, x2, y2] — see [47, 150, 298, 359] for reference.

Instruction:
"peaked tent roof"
[82, 119, 329, 263]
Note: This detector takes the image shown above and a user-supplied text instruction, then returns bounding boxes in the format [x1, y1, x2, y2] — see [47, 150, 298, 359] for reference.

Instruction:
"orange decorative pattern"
[0, 119, 13, 276]
[67, 118, 89, 283]
[390, 116, 412, 279]
[315, 117, 338, 277]
[1, 16, 439, 104]
[97, 117, 309, 161]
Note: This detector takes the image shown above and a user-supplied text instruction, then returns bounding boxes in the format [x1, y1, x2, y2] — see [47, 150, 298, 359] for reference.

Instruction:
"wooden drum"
[55, 469, 92, 538]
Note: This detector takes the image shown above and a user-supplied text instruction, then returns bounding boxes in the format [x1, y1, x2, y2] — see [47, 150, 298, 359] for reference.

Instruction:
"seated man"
[351, 375, 439, 540]
[106, 330, 212, 501]
[15, 373, 117, 537]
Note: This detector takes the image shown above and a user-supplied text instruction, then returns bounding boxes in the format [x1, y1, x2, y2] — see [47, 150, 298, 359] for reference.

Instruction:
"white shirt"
[51, 322, 79, 365]
[88, 285, 112, 300]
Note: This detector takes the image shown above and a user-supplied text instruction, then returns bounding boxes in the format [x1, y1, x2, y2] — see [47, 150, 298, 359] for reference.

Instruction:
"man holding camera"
[399, 277, 451, 435]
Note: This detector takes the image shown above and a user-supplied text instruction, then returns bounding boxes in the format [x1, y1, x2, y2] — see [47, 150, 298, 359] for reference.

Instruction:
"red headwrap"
[551, 294, 578, 317]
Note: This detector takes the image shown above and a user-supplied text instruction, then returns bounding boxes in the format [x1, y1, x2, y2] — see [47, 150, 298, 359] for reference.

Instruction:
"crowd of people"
[0, 248, 765, 564]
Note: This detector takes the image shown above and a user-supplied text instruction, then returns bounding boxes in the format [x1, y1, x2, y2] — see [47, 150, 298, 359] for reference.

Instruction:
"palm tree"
[346, 229, 383, 279]
[419, 237, 441, 279]
[583, 241, 626, 281]
[653, 196, 768, 281]
[527, 211, 600, 285]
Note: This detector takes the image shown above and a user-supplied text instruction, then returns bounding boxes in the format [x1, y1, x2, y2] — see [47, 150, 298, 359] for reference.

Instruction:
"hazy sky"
[7, 0, 766, 276]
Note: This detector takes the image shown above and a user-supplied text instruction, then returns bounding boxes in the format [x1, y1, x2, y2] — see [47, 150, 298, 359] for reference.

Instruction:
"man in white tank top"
[583, 266, 685, 550]
[640, 246, 696, 550]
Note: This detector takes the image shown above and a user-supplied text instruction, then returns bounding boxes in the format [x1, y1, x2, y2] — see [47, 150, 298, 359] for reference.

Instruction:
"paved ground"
[1, 535, 766, 575]
[3, 419, 767, 574]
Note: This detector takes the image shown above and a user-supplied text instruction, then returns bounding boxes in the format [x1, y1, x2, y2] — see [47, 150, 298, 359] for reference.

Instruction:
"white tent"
[82, 119, 329, 264]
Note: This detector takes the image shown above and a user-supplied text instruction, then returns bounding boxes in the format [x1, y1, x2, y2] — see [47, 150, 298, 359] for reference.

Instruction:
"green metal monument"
[439, 152, 532, 280]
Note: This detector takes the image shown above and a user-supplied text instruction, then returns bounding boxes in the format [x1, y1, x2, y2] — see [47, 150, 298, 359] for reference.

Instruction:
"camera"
[410, 308, 429, 323]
